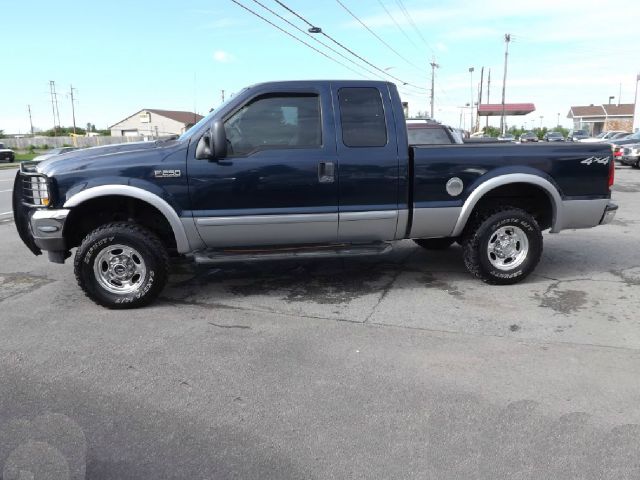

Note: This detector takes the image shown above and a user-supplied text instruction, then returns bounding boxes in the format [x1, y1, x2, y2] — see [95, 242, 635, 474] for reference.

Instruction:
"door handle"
[318, 161, 335, 183]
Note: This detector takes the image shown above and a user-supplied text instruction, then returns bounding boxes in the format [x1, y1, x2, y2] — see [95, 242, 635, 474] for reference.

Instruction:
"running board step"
[192, 243, 393, 264]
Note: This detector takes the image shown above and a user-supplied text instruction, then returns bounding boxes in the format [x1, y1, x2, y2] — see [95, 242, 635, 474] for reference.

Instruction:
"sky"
[2, 0, 639, 134]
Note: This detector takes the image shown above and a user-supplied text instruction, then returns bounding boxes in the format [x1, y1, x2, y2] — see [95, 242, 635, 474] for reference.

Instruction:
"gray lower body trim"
[338, 210, 398, 242]
[195, 213, 338, 247]
[409, 207, 461, 239]
[555, 199, 611, 231]
[394, 209, 409, 240]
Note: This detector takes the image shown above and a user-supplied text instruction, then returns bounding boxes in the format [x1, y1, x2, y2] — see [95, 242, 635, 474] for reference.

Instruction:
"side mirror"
[211, 120, 227, 159]
[195, 120, 228, 161]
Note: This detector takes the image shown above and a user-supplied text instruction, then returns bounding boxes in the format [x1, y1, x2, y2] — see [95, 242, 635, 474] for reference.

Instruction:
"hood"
[36, 140, 177, 176]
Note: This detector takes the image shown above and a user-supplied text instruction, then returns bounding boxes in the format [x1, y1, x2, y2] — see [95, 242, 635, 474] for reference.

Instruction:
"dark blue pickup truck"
[13, 80, 617, 308]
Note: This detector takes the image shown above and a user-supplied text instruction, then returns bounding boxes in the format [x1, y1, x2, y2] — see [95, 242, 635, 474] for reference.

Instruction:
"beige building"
[567, 104, 634, 135]
[110, 109, 204, 137]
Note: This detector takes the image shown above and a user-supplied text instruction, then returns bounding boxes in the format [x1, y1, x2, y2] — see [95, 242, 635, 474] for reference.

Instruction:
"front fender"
[63, 184, 192, 253]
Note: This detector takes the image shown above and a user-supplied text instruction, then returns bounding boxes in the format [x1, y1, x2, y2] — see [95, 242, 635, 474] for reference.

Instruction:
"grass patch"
[15, 152, 39, 161]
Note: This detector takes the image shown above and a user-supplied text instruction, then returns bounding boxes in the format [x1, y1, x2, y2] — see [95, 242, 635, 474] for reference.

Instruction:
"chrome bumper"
[600, 202, 618, 225]
[30, 209, 70, 251]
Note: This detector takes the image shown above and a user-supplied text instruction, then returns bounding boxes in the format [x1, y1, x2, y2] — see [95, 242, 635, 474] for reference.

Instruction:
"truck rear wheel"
[462, 208, 542, 285]
[413, 238, 455, 250]
[74, 222, 169, 309]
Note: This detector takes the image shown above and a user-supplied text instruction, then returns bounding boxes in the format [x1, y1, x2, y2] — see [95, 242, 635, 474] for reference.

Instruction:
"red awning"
[477, 103, 535, 116]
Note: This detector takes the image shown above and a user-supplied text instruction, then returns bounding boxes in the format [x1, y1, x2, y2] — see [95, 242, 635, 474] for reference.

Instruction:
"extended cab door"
[187, 84, 339, 248]
[333, 83, 401, 241]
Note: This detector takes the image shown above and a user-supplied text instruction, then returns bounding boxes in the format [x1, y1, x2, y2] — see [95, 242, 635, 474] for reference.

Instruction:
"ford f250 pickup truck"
[13, 80, 617, 308]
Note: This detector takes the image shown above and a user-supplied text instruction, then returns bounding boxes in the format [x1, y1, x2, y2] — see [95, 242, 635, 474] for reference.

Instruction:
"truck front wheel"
[74, 222, 169, 308]
[462, 208, 542, 285]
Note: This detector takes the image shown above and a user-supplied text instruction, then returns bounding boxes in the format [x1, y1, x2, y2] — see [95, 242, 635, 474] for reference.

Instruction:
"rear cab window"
[338, 87, 387, 147]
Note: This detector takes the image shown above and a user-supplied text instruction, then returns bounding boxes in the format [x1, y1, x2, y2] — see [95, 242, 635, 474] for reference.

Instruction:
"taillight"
[608, 157, 615, 188]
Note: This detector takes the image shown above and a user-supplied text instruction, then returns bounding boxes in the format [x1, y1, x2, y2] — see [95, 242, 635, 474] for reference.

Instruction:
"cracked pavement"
[1, 165, 640, 478]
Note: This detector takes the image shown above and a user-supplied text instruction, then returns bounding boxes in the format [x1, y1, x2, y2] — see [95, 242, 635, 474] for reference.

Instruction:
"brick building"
[567, 104, 634, 135]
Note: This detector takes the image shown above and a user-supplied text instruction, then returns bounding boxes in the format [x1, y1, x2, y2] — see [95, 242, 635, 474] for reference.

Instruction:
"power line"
[249, 0, 386, 81]
[230, 0, 369, 79]
[272, 0, 427, 91]
[335, 0, 424, 73]
[393, 0, 435, 54]
[376, 0, 421, 52]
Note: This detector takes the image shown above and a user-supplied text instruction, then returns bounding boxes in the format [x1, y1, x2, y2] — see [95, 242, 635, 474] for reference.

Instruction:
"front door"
[188, 86, 339, 248]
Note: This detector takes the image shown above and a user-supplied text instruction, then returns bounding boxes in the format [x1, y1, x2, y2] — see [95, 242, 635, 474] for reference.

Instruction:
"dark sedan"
[566, 129, 590, 142]
[543, 132, 565, 142]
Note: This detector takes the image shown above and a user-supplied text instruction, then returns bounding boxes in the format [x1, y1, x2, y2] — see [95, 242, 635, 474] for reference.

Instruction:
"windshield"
[548, 132, 562, 137]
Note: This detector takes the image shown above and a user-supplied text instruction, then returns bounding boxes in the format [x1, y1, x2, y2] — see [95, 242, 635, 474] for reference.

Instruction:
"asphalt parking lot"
[1, 165, 640, 478]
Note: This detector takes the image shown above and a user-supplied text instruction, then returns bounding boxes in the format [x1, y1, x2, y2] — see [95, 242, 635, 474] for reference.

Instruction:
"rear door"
[188, 84, 340, 247]
[333, 84, 401, 241]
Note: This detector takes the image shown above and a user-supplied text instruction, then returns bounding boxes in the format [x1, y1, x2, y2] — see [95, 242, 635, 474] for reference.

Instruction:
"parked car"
[610, 132, 631, 140]
[0, 142, 15, 162]
[620, 143, 640, 168]
[519, 132, 538, 143]
[33, 147, 79, 162]
[406, 120, 462, 145]
[497, 134, 515, 142]
[13, 79, 616, 308]
[580, 131, 628, 143]
[543, 132, 565, 142]
[608, 130, 640, 162]
[566, 129, 590, 142]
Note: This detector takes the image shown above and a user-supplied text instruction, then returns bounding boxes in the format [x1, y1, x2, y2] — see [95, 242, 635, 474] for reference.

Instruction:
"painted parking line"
[0, 189, 13, 193]
[0, 211, 12, 216]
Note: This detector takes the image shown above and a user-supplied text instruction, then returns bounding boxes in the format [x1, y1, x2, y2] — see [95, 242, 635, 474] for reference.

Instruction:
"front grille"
[21, 173, 51, 207]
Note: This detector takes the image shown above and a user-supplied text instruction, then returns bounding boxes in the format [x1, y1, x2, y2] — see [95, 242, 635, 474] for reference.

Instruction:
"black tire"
[74, 222, 169, 309]
[462, 208, 542, 285]
[634, 160, 640, 169]
[413, 237, 456, 250]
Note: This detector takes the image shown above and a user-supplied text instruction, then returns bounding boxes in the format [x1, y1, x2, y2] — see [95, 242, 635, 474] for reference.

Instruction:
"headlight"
[23, 175, 51, 206]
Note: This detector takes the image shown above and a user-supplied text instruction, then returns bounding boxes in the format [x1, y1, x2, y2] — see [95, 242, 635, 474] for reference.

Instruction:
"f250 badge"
[154, 169, 181, 178]
[581, 156, 610, 165]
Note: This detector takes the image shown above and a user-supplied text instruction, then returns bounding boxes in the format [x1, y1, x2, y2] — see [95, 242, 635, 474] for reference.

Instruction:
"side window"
[224, 93, 321, 156]
[338, 87, 387, 147]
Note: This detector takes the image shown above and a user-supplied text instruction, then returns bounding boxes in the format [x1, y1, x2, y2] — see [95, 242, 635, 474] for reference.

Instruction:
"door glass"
[224, 94, 321, 156]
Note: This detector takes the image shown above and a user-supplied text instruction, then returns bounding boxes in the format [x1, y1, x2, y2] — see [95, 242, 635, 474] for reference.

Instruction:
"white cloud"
[213, 50, 234, 63]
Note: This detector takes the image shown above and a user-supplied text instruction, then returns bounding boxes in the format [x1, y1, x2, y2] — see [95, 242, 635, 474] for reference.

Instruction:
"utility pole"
[221, 89, 225, 103]
[69, 85, 77, 135]
[500, 34, 511, 135]
[557, 112, 560, 127]
[486, 68, 491, 129]
[27, 105, 34, 136]
[429, 57, 439, 119]
[49, 81, 58, 136]
[468, 67, 475, 133]
[476, 66, 484, 132]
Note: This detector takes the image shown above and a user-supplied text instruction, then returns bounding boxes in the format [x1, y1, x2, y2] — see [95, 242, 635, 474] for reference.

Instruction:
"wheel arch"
[63, 185, 192, 253]
[451, 173, 563, 237]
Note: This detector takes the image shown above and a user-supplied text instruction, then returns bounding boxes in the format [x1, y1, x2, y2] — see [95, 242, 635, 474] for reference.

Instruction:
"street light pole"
[430, 57, 439, 119]
[469, 67, 475, 133]
[500, 33, 511, 135]
[557, 112, 560, 127]
[539, 115, 544, 129]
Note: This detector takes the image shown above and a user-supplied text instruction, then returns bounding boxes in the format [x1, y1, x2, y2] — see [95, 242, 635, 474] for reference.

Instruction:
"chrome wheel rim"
[487, 226, 529, 271]
[93, 244, 147, 295]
